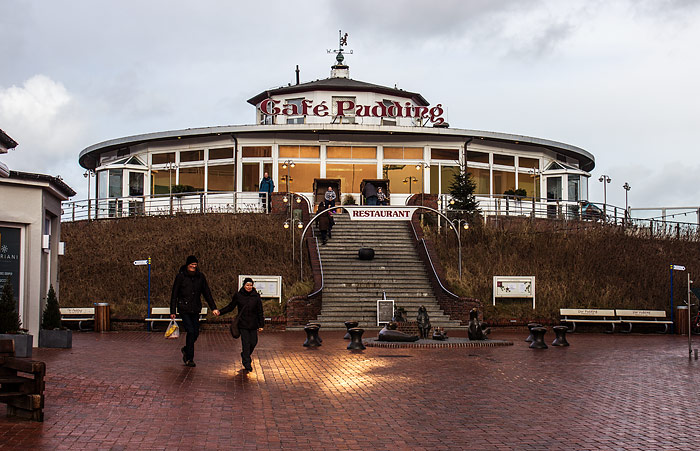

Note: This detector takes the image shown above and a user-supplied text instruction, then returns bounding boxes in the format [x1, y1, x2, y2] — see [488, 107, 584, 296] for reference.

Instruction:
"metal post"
[670, 265, 674, 334]
[147, 257, 152, 332]
[688, 273, 692, 358]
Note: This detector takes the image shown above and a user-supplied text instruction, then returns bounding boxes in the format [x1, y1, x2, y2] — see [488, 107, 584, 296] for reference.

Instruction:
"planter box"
[39, 329, 73, 348]
[0, 333, 33, 358]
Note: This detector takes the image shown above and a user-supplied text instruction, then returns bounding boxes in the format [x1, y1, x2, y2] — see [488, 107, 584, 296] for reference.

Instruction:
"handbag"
[229, 303, 247, 339]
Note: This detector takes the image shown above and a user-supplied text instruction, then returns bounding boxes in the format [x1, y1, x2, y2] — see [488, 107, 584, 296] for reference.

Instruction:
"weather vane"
[327, 30, 353, 66]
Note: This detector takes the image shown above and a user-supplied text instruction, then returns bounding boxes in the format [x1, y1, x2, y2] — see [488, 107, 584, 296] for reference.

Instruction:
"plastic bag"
[165, 320, 180, 339]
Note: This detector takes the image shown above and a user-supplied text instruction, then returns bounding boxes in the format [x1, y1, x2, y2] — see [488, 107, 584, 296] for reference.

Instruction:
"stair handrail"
[419, 238, 461, 300]
[308, 236, 324, 298]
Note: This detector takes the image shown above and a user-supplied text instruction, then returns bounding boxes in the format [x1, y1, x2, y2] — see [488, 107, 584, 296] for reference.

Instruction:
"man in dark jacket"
[215, 277, 264, 371]
[170, 255, 219, 367]
[259, 171, 274, 213]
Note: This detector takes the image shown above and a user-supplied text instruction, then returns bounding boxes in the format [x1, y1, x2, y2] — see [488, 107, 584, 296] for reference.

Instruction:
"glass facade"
[517, 172, 535, 198]
[327, 146, 376, 159]
[383, 147, 422, 159]
[279, 145, 320, 159]
[152, 152, 175, 164]
[383, 164, 421, 194]
[277, 163, 320, 193]
[179, 167, 205, 192]
[209, 147, 233, 160]
[152, 169, 175, 195]
[492, 170, 516, 195]
[469, 168, 490, 195]
[327, 163, 376, 193]
[208, 164, 235, 191]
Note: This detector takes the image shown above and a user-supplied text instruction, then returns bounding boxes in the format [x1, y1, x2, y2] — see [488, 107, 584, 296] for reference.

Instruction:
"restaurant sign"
[0, 227, 21, 305]
[259, 99, 446, 125]
[347, 207, 417, 221]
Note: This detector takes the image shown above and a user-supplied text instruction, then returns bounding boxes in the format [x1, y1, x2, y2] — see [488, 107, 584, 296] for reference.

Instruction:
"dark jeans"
[240, 328, 259, 367]
[180, 312, 200, 361]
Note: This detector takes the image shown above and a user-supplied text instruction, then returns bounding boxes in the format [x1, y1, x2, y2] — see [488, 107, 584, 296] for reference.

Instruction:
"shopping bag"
[165, 320, 180, 339]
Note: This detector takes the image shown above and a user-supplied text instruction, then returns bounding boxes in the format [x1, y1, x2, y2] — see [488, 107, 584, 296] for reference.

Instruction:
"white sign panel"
[672, 265, 686, 271]
[347, 207, 417, 221]
[238, 275, 282, 301]
[133, 260, 149, 266]
[493, 276, 536, 309]
[377, 300, 395, 326]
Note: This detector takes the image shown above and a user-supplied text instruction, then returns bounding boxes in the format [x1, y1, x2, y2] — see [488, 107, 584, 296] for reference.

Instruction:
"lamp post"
[598, 174, 611, 215]
[403, 176, 418, 194]
[83, 170, 94, 221]
[283, 193, 304, 261]
[281, 160, 295, 193]
[529, 168, 541, 218]
[166, 162, 178, 215]
[623, 182, 631, 226]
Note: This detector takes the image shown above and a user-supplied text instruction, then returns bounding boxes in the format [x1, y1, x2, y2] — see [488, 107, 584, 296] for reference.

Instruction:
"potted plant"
[39, 285, 72, 348]
[0, 276, 33, 358]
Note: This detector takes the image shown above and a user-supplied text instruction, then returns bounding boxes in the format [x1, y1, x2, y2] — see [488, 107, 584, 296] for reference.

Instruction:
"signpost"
[377, 300, 394, 326]
[134, 258, 152, 331]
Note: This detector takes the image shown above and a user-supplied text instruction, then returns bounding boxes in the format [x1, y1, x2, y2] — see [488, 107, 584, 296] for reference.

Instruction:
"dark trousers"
[240, 328, 259, 367]
[180, 313, 200, 361]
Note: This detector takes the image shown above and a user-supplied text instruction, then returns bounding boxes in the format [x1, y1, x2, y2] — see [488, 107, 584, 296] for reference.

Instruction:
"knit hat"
[242, 277, 254, 286]
[185, 255, 198, 265]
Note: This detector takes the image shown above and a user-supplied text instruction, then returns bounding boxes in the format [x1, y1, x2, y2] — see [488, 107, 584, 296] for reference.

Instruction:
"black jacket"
[219, 287, 264, 330]
[170, 266, 217, 315]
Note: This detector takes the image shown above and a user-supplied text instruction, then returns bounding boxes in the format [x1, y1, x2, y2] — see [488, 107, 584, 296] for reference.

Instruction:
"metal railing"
[62, 191, 268, 222]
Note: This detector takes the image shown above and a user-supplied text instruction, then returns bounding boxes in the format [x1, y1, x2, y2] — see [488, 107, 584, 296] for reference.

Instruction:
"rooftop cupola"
[330, 30, 351, 79]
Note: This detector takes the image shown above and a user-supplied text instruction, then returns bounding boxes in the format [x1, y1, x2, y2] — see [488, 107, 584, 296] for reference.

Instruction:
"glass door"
[546, 176, 562, 218]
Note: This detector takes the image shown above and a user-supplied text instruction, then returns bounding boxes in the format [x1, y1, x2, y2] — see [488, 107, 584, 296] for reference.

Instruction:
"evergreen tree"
[0, 277, 22, 334]
[42, 285, 62, 330]
[448, 162, 480, 218]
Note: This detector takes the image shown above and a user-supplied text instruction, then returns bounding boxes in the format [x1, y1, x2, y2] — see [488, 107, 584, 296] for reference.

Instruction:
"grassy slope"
[428, 220, 700, 322]
[60, 214, 310, 317]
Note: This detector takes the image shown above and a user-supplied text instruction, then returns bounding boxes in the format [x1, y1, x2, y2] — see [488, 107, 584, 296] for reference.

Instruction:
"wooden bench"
[616, 309, 672, 333]
[0, 339, 46, 422]
[60, 307, 95, 331]
[560, 308, 621, 333]
[145, 307, 208, 330]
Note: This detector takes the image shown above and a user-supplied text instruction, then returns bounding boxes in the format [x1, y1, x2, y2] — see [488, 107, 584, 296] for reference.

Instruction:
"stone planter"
[0, 333, 33, 358]
[39, 329, 73, 348]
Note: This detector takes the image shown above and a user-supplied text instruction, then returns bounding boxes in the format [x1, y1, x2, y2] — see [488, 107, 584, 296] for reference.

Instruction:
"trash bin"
[676, 306, 689, 335]
[94, 302, 110, 333]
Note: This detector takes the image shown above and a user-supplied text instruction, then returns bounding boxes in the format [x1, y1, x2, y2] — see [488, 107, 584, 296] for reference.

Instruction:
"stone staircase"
[313, 212, 462, 329]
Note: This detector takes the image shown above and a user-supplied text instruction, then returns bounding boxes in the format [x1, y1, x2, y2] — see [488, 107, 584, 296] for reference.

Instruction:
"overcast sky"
[1, 0, 699, 216]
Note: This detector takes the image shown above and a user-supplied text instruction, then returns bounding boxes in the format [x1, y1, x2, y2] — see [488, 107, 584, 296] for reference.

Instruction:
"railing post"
[71, 202, 75, 222]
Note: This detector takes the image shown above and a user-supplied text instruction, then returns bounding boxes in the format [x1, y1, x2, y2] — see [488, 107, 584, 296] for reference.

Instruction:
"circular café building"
[77, 52, 594, 218]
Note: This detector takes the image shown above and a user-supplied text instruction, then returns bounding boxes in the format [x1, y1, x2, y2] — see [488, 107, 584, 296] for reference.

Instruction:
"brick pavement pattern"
[1, 329, 699, 450]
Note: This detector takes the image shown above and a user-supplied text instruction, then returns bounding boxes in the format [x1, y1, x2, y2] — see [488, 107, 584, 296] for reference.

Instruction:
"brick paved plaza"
[1, 329, 699, 450]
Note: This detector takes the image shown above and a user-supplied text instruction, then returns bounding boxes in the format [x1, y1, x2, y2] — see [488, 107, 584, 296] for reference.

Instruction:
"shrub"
[342, 194, 356, 205]
[42, 285, 63, 330]
[0, 277, 22, 334]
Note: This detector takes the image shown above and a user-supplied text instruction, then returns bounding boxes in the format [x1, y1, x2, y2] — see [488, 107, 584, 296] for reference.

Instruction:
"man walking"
[170, 255, 219, 367]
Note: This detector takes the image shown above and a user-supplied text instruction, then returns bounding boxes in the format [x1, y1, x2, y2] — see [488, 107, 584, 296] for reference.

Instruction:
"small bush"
[42, 285, 63, 330]
[0, 277, 22, 334]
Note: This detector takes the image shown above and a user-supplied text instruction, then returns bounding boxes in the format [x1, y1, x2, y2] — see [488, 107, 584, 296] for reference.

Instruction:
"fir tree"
[448, 161, 480, 219]
[42, 285, 62, 330]
[0, 277, 22, 334]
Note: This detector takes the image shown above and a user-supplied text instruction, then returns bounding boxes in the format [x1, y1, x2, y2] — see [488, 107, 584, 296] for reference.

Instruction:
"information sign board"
[492, 276, 536, 309]
[238, 275, 282, 303]
[377, 300, 395, 326]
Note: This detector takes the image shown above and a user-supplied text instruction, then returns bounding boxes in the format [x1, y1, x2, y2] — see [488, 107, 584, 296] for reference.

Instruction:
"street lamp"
[83, 170, 94, 220]
[403, 176, 418, 194]
[281, 160, 295, 193]
[283, 193, 304, 261]
[283, 218, 304, 263]
[452, 219, 469, 231]
[598, 174, 611, 214]
[166, 162, 178, 215]
[623, 182, 631, 225]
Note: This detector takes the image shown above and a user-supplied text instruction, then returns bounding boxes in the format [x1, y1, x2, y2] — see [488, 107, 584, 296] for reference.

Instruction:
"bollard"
[551, 326, 570, 346]
[347, 328, 365, 350]
[529, 327, 548, 349]
[344, 321, 359, 339]
[303, 325, 321, 347]
[94, 302, 110, 333]
[307, 322, 322, 343]
[695, 349, 698, 360]
[525, 323, 542, 342]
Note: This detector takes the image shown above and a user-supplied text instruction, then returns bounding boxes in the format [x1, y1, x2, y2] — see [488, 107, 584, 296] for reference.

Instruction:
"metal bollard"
[347, 328, 365, 350]
[529, 327, 548, 349]
[344, 321, 359, 340]
[525, 323, 542, 342]
[306, 322, 322, 343]
[303, 325, 321, 347]
[551, 326, 570, 346]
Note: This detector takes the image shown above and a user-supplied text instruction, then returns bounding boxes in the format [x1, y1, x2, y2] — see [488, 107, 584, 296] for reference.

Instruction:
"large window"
[493, 170, 515, 195]
[468, 168, 490, 195]
[152, 152, 175, 165]
[327, 164, 376, 193]
[108, 169, 122, 198]
[208, 164, 235, 192]
[209, 147, 233, 160]
[383, 164, 421, 194]
[180, 150, 203, 162]
[383, 147, 423, 159]
[327, 146, 376, 159]
[241, 146, 272, 158]
[517, 172, 535, 198]
[277, 163, 320, 193]
[152, 169, 175, 195]
[279, 145, 320, 159]
[431, 148, 459, 161]
[467, 151, 489, 164]
[568, 175, 580, 202]
[518, 157, 539, 169]
[493, 154, 515, 166]
[129, 172, 144, 196]
[286, 98, 305, 124]
[179, 167, 205, 192]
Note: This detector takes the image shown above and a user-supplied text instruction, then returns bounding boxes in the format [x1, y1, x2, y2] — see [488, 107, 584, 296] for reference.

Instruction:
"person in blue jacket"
[259, 172, 274, 213]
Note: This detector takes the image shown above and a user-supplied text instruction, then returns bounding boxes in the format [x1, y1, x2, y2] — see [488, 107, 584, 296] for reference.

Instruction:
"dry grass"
[427, 219, 700, 322]
[60, 214, 310, 317]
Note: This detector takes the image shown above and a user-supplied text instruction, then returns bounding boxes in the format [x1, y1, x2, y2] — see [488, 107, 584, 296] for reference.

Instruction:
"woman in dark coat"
[216, 277, 264, 371]
[317, 201, 331, 244]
